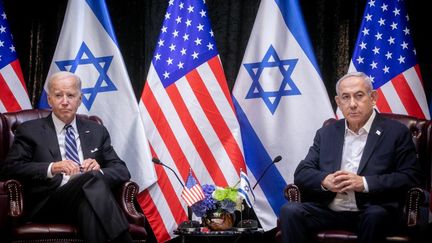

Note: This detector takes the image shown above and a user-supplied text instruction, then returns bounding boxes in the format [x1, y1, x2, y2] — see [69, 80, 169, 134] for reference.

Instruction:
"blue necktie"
[65, 125, 80, 165]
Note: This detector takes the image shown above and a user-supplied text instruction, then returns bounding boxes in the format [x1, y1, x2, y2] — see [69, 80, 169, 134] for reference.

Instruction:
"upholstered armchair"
[0, 109, 148, 243]
[275, 113, 431, 242]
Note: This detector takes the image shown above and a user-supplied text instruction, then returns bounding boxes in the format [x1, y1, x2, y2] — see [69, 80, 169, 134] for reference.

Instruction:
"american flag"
[0, 0, 31, 112]
[138, 0, 246, 241]
[348, 0, 430, 119]
[181, 170, 205, 207]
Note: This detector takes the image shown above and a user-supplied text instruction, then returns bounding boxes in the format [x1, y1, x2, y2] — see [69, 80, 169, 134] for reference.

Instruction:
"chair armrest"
[116, 181, 145, 226]
[1, 180, 24, 218]
[283, 184, 301, 202]
[405, 187, 425, 227]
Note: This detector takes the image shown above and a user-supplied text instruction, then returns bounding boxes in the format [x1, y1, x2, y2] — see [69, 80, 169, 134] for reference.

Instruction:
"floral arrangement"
[191, 184, 243, 217]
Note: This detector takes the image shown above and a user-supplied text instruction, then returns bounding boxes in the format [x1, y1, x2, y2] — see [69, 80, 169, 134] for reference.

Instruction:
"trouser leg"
[280, 202, 358, 243]
[358, 205, 395, 243]
[32, 171, 131, 243]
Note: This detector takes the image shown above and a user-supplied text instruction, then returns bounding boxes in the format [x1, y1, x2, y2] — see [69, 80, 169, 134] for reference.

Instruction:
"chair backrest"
[324, 112, 432, 191]
[0, 109, 102, 161]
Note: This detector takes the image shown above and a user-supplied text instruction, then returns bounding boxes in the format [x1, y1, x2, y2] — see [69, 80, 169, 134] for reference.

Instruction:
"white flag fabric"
[137, 0, 246, 241]
[0, 0, 31, 112]
[38, 0, 156, 190]
[232, 0, 335, 230]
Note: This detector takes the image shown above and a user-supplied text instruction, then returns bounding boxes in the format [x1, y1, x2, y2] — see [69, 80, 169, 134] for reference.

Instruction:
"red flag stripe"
[166, 83, 228, 186]
[391, 73, 425, 119]
[141, 83, 192, 181]
[137, 190, 171, 243]
[207, 56, 236, 112]
[153, 165, 187, 225]
[375, 88, 392, 113]
[185, 69, 244, 177]
[10, 60, 27, 90]
[0, 72, 21, 111]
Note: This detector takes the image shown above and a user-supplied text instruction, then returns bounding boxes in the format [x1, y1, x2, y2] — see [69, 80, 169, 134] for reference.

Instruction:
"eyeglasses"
[338, 91, 370, 105]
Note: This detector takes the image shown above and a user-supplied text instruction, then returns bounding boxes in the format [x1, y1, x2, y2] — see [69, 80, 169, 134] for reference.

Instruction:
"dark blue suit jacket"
[294, 113, 423, 210]
[2, 114, 130, 217]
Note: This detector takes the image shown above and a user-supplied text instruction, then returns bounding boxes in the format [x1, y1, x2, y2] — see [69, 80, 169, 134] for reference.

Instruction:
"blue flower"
[191, 184, 242, 217]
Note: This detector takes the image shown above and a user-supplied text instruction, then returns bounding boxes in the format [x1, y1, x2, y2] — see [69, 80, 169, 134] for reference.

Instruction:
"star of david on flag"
[238, 170, 255, 208]
[38, 0, 155, 191]
[244, 45, 299, 114]
[232, 0, 334, 231]
[54, 42, 117, 110]
[346, 0, 430, 119]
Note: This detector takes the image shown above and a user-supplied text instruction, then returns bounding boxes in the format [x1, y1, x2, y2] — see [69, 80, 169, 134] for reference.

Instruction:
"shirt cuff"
[47, 162, 54, 178]
[362, 176, 369, 192]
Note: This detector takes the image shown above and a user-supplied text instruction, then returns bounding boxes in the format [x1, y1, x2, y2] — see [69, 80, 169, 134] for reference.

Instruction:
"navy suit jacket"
[294, 113, 423, 210]
[2, 114, 130, 217]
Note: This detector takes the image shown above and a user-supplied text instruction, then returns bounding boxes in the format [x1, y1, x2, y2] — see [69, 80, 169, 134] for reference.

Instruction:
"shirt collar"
[345, 110, 376, 135]
[51, 113, 77, 135]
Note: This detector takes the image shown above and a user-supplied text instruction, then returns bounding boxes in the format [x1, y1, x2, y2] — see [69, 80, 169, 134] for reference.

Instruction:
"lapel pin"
[91, 148, 99, 153]
[85, 130, 90, 134]
[376, 130, 381, 136]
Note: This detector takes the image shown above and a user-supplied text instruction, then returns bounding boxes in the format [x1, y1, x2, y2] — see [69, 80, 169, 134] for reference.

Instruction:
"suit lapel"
[43, 115, 62, 161]
[77, 119, 93, 159]
[333, 120, 346, 171]
[358, 115, 384, 174]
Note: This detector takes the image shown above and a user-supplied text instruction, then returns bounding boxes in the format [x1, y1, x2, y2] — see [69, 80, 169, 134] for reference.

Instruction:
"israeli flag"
[238, 170, 255, 208]
[232, 0, 335, 230]
[39, 0, 156, 190]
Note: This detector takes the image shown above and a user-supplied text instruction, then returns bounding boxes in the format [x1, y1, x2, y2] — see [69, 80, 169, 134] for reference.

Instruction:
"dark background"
[3, 0, 431, 111]
[2, 0, 431, 242]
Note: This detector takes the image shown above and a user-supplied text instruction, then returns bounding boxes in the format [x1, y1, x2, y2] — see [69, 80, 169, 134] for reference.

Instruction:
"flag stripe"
[348, 0, 430, 120]
[185, 69, 244, 177]
[10, 59, 26, 88]
[392, 73, 425, 119]
[166, 82, 228, 186]
[138, 190, 171, 243]
[0, 73, 21, 111]
[140, 1, 246, 240]
[141, 83, 193, 181]
[375, 88, 392, 113]
[207, 56, 235, 112]
[233, 98, 286, 215]
[379, 80, 408, 115]
[404, 66, 430, 117]
[0, 2, 31, 113]
[153, 165, 187, 225]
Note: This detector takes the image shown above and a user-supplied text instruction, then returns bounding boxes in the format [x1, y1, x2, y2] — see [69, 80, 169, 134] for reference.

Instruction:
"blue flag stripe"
[275, 0, 320, 75]
[85, 0, 118, 46]
[233, 97, 286, 215]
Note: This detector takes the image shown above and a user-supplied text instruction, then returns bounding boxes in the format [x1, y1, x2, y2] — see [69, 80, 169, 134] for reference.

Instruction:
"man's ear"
[370, 90, 378, 105]
[47, 94, 53, 108]
[335, 95, 341, 107]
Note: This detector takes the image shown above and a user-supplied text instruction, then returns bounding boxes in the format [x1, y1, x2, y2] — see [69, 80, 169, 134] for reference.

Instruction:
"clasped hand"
[322, 171, 364, 193]
[51, 159, 101, 175]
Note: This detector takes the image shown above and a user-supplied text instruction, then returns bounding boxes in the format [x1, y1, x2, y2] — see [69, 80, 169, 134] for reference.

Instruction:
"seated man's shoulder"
[77, 117, 107, 131]
[380, 116, 410, 131]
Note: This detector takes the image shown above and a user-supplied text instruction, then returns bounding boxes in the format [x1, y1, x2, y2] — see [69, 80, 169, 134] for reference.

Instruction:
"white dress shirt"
[47, 114, 84, 186]
[328, 111, 375, 211]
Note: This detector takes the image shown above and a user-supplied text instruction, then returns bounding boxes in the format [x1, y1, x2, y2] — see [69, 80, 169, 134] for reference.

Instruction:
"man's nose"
[348, 97, 358, 107]
[60, 95, 69, 104]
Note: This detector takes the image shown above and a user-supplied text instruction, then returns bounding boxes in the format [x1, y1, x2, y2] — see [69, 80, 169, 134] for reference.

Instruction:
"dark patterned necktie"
[64, 125, 80, 164]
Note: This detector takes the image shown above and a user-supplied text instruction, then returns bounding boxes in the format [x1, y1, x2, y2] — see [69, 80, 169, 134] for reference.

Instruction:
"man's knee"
[280, 202, 304, 220]
[360, 205, 392, 226]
